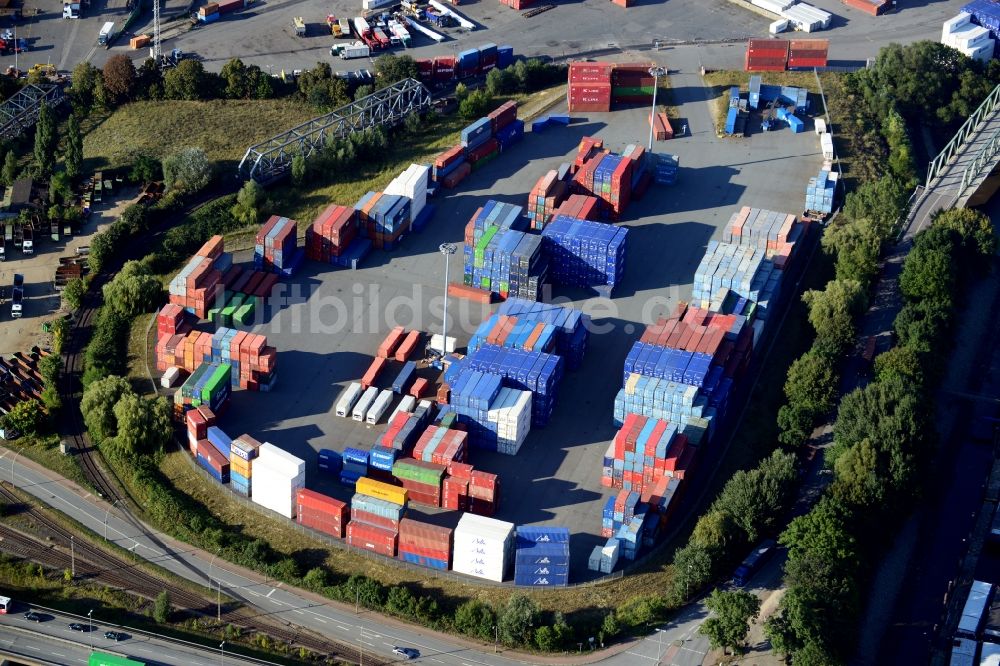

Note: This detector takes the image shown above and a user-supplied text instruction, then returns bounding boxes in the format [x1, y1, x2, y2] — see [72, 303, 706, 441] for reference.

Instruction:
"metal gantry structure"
[0, 85, 64, 142]
[926, 82, 1000, 189]
[152, 0, 162, 64]
[237, 78, 433, 184]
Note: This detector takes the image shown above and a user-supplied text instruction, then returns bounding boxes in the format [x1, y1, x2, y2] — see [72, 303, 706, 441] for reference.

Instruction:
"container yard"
[163, 86, 823, 580]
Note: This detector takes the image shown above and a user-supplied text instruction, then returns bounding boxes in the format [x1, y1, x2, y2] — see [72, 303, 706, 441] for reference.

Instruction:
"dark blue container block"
[465, 344, 564, 427]
[497, 45, 514, 69]
[317, 448, 343, 474]
[392, 361, 417, 394]
[496, 297, 589, 370]
[541, 215, 628, 293]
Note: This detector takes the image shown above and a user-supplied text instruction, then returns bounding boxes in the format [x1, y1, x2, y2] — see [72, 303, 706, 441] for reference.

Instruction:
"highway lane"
[0, 605, 268, 665]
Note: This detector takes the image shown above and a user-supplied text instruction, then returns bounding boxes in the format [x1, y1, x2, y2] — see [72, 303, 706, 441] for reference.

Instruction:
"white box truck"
[352, 386, 379, 421]
[366, 389, 393, 424]
[97, 21, 114, 45]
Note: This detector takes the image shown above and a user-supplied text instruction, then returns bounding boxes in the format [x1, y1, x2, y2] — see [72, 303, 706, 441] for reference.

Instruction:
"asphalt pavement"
[0, 604, 267, 665]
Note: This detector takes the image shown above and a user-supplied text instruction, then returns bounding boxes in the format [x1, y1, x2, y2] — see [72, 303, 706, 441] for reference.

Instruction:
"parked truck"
[11, 273, 23, 319]
[331, 41, 370, 59]
[292, 16, 306, 36]
[62, 0, 81, 18]
[733, 539, 776, 587]
[97, 21, 114, 45]
[21, 226, 32, 255]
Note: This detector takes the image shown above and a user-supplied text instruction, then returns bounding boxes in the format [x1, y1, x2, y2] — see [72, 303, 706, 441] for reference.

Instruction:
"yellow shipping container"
[355, 477, 408, 506]
[230, 456, 252, 477]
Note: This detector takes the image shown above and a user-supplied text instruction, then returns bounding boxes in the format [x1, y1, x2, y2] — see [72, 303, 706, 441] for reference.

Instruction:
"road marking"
[337, 625, 349, 631]
[428, 659, 444, 664]
[52, 653, 66, 658]
[383, 641, 393, 647]
[266, 588, 276, 597]
[293, 609, 304, 615]
[315, 617, 327, 624]
[625, 651, 659, 661]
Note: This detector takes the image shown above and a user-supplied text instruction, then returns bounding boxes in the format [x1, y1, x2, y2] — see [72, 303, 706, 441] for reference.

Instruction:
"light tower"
[438, 242, 457, 359]
[647, 66, 667, 152]
[152, 0, 162, 65]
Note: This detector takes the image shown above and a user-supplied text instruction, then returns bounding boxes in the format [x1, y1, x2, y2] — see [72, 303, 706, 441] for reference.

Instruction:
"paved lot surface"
[216, 73, 822, 578]
[0, 0, 964, 75]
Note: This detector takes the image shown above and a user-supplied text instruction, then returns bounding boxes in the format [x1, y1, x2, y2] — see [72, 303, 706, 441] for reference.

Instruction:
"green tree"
[873, 345, 923, 387]
[670, 543, 713, 603]
[164, 60, 208, 100]
[714, 450, 798, 543]
[112, 394, 172, 455]
[534, 625, 558, 651]
[220, 58, 253, 99]
[791, 641, 841, 666]
[454, 82, 469, 101]
[600, 612, 621, 640]
[1, 150, 17, 187]
[373, 54, 418, 88]
[900, 226, 956, 303]
[882, 108, 918, 187]
[699, 589, 761, 655]
[102, 54, 137, 105]
[486, 67, 517, 96]
[2, 399, 43, 435]
[33, 102, 58, 177]
[302, 567, 329, 591]
[70, 61, 101, 110]
[297, 62, 347, 110]
[354, 84, 374, 101]
[801, 279, 866, 358]
[498, 594, 539, 646]
[102, 261, 162, 319]
[49, 171, 72, 205]
[777, 351, 838, 446]
[690, 509, 740, 559]
[821, 216, 881, 286]
[385, 586, 415, 616]
[780, 497, 857, 566]
[129, 154, 161, 184]
[80, 375, 133, 443]
[64, 114, 83, 181]
[893, 297, 951, 355]
[153, 590, 170, 623]
[460, 89, 491, 119]
[291, 153, 307, 186]
[453, 599, 495, 639]
[936, 207, 996, 267]
[231, 180, 264, 227]
[842, 175, 909, 240]
[763, 612, 799, 658]
[162, 147, 212, 193]
[135, 57, 164, 100]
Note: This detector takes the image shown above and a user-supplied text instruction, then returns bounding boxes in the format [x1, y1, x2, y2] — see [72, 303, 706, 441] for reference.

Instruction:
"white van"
[335, 382, 363, 418]
[352, 386, 379, 421]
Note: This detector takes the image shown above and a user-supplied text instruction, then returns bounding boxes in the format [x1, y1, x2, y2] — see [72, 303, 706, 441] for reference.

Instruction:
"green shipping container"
[201, 364, 231, 402]
[181, 362, 211, 399]
[234, 300, 255, 326]
[438, 412, 456, 429]
[90, 651, 146, 666]
[393, 461, 445, 485]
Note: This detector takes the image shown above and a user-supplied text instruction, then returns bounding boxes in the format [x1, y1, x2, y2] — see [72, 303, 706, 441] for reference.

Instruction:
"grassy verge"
[127, 312, 157, 396]
[703, 70, 842, 134]
[82, 99, 319, 174]
[3, 435, 90, 491]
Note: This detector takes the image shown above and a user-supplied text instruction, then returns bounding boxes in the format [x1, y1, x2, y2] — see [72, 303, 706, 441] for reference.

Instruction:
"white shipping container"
[769, 19, 789, 34]
[336, 382, 363, 417]
[452, 514, 515, 582]
[255, 443, 306, 478]
[366, 389, 394, 424]
[429, 334, 457, 354]
[488, 388, 531, 455]
[943, 12, 974, 42]
[752, 0, 791, 15]
[250, 464, 304, 519]
[389, 395, 416, 422]
[981, 642, 1000, 666]
[353, 386, 379, 421]
[781, 3, 831, 31]
[362, 0, 393, 8]
[958, 580, 993, 637]
[161, 366, 182, 388]
[600, 540, 620, 574]
[821, 133, 834, 160]
[353, 16, 369, 34]
[814, 118, 827, 135]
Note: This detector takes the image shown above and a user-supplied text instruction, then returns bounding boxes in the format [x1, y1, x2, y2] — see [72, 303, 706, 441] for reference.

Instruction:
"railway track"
[0, 483, 383, 664]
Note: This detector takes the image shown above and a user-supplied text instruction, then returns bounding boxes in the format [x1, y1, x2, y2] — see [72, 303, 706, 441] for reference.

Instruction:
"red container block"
[186, 408, 209, 440]
[217, 0, 244, 13]
[196, 235, 225, 260]
[568, 61, 614, 85]
[398, 518, 452, 558]
[446, 461, 473, 479]
[347, 522, 398, 557]
[378, 326, 406, 359]
[296, 489, 348, 538]
[197, 439, 229, 476]
[409, 377, 429, 398]
[441, 162, 471, 189]
[434, 145, 465, 170]
[467, 138, 499, 163]
[568, 84, 611, 112]
[500, 0, 534, 8]
[487, 100, 518, 133]
[434, 56, 456, 81]
[362, 356, 388, 389]
[399, 479, 441, 508]
[447, 283, 491, 304]
[395, 330, 421, 362]
[351, 507, 401, 532]
[842, 0, 889, 15]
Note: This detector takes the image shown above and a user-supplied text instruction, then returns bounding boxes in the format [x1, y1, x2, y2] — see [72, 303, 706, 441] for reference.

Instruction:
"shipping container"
[336, 382, 363, 417]
[842, 0, 890, 15]
[353, 386, 380, 421]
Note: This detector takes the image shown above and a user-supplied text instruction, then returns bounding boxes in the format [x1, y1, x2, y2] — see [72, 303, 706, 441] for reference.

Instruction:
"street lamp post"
[88, 610, 93, 649]
[217, 579, 222, 622]
[359, 623, 364, 666]
[219, 640, 225, 666]
[655, 628, 665, 663]
[493, 625, 499, 654]
[438, 243, 457, 358]
[647, 66, 667, 152]
[9, 447, 21, 486]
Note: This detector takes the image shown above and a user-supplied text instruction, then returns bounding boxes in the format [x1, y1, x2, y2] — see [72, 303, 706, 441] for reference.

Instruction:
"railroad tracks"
[0, 484, 382, 664]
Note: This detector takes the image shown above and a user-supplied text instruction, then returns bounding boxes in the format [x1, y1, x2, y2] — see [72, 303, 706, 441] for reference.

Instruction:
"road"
[0, 605, 268, 665]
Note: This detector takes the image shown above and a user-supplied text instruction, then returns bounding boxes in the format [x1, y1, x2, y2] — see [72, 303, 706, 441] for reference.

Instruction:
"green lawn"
[82, 99, 319, 174]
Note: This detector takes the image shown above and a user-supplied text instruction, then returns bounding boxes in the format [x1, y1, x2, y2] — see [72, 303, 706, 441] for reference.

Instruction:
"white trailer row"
[336, 381, 421, 424]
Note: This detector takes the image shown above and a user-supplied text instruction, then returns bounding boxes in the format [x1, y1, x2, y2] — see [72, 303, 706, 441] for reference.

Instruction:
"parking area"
[213, 65, 823, 577]
[0, 188, 135, 357]
[0, 0, 965, 78]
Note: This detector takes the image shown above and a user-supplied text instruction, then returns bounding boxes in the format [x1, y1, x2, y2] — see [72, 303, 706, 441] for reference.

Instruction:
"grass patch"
[83, 99, 319, 174]
[127, 312, 157, 396]
[702, 70, 842, 134]
[3, 435, 90, 491]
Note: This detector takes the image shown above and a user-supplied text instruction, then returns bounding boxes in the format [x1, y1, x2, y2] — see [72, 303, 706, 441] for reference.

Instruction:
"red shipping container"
[441, 162, 471, 189]
[362, 356, 388, 389]
[434, 145, 465, 170]
[568, 84, 612, 112]
[447, 282, 491, 303]
[434, 56, 456, 81]
[347, 522, 398, 557]
[842, 0, 889, 15]
[568, 61, 615, 84]
[297, 489, 348, 538]
[395, 330, 421, 362]
[378, 326, 406, 358]
[196, 235, 224, 260]
[409, 377, 429, 398]
[487, 100, 518, 133]
[467, 138, 499, 163]
[351, 507, 401, 532]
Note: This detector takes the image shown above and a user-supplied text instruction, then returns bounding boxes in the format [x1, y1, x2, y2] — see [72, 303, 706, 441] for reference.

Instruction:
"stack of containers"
[692, 244, 778, 322]
[452, 513, 514, 582]
[495, 118, 525, 152]
[744, 38, 790, 71]
[305, 204, 358, 264]
[554, 194, 600, 221]
[722, 206, 804, 268]
[496, 297, 589, 370]
[462, 201, 546, 301]
[601, 414, 696, 493]
[412, 423, 468, 465]
[442, 463, 472, 511]
[433, 145, 468, 187]
[498, 45, 514, 68]
[398, 519, 453, 570]
[451, 370, 533, 453]
[805, 170, 836, 214]
[787, 39, 829, 68]
[616, 509, 653, 561]
[355, 192, 413, 250]
[514, 526, 570, 587]
[254, 216, 303, 276]
[478, 43, 498, 72]
[296, 488, 349, 538]
[456, 48, 480, 78]
[317, 448, 343, 476]
[463, 120, 499, 171]
[196, 430, 230, 483]
[487, 389, 532, 455]
[197, 2, 219, 21]
[654, 154, 680, 185]
[384, 163, 430, 224]
[465, 345, 564, 428]
[230, 434, 261, 497]
[571, 144, 637, 220]
[527, 170, 569, 229]
[251, 443, 305, 519]
[341, 447, 369, 486]
[348, 477, 407, 557]
[567, 61, 613, 112]
[434, 55, 456, 81]
[175, 362, 232, 414]
[541, 216, 629, 296]
[945, 9, 997, 62]
[194, 327, 276, 391]
[468, 314, 558, 357]
[499, 0, 534, 10]
[468, 470, 500, 516]
[392, 458, 447, 507]
[168, 236, 229, 319]
[185, 405, 215, 455]
[587, 538, 621, 573]
[844, 0, 891, 14]
[611, 63, 655, 105]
